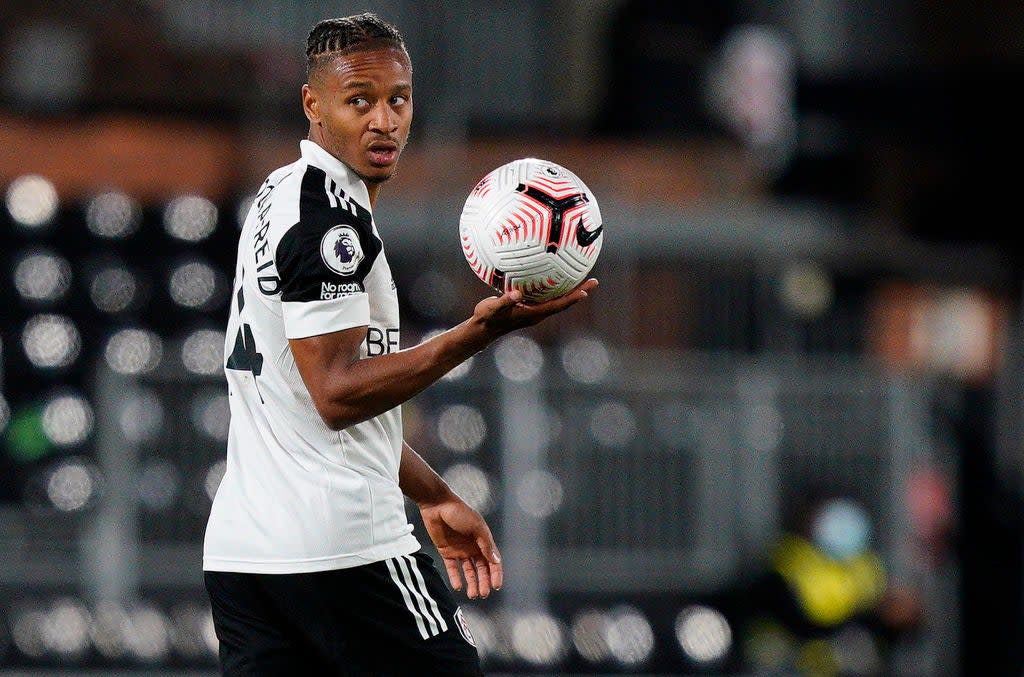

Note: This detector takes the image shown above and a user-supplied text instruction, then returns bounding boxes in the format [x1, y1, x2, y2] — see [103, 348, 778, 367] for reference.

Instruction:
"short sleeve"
[276, 166, 381, 339]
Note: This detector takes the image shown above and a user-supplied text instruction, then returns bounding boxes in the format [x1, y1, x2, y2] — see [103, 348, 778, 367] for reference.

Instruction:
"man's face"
[303, 46, 413, 185]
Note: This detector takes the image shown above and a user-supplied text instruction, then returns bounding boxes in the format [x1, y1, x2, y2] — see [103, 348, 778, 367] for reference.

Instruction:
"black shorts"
[204, 550, 483, 676]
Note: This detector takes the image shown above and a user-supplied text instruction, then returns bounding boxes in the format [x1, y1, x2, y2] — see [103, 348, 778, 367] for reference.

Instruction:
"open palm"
[420, 498, 503, 599]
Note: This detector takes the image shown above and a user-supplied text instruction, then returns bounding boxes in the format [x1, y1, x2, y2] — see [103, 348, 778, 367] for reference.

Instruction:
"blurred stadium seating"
[1, 1, 1022, 676]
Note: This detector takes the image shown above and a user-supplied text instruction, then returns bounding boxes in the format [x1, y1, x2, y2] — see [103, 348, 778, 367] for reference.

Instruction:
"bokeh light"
[11, 606, 48, 658]
[441, 463, 493, 514]
[604, 605, 655, 666]
[675, 604, 732, 664]
[13, 250, 72, 303]
[169, 259, 221, 309]
[437, 404, 487, 453]
[181, 329, 225, 376]
[6, 174, 59, 228]
[104, 328, 163, 375]
[85, 190, 142, 239]
[89, 265, 141, 314]
[46, 458, 98, 512]
[514, 469, 564, 518]
[779, 261, 834, 319]
[163, 195, 218, 243]
[509, 611, 568, 666]
[41, 393, 94, 446]
[494, 335, 543, 382]
[39, 598, 91, 659]
[560, 336, 611, 384]
[571, 608, 611, 663]
[22, 314, 81, 369]
[191, 391, 230, 442]
[90, 601, 131, 659]
[123, 604, 171, 662]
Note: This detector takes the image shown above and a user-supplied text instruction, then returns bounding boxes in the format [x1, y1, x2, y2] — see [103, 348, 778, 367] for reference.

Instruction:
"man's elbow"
[320, 413, 350, 431]
[310, 395, 364, 431]
[314, 403, 354, 431]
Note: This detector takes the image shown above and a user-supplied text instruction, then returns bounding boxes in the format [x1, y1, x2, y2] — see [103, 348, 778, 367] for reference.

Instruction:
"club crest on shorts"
[320, 225, 364, 276]
[453, 607, 476, 647]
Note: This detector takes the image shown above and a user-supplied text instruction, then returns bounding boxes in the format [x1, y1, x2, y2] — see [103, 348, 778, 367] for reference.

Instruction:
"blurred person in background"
[201, 12, 597, 677]
[737, 493, 922, 676]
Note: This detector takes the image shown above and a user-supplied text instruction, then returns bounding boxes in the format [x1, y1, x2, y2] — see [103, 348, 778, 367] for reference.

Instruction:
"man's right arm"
[290, 280, 598, 431]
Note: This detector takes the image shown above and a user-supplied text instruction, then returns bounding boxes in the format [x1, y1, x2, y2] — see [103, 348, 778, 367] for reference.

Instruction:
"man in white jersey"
[202, 12, 597, 676]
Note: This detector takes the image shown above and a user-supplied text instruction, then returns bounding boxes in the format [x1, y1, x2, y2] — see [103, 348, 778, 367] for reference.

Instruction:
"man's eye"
[350, 97, 369, 106]
[391, 96, 408, 105]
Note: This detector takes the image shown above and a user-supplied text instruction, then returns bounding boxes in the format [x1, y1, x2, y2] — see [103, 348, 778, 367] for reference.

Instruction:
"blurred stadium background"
[0, 1, 1020, 675]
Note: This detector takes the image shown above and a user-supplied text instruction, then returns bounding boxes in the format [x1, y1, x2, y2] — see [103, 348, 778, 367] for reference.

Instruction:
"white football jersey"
[203, 140, 420, 573]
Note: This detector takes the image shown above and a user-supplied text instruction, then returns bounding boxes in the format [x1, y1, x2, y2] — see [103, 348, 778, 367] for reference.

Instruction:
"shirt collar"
[299, 139, 372, 214]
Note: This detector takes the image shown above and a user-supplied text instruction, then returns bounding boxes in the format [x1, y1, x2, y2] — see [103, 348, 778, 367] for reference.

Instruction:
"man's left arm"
[400, 441, 502, 599]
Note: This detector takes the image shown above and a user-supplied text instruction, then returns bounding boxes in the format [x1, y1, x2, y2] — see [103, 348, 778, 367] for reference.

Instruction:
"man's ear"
[302, 84, 320, 124]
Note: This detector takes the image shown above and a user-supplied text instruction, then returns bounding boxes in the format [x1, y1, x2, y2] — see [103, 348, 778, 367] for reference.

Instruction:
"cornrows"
[305, 12, 406, 78]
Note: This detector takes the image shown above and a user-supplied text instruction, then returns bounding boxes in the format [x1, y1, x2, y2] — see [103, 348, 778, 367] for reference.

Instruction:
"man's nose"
[369, 102, 398, 133]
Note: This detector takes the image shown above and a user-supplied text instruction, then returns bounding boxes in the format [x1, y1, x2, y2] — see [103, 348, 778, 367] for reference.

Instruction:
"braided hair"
[306, 13, 407, 82]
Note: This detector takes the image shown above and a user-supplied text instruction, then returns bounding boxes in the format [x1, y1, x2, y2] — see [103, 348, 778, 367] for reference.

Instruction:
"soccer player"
[202, 12, 597, 676]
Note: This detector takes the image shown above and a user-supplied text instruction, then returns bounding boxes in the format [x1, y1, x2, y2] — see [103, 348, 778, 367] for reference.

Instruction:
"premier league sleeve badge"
[320, 225, 365, 276]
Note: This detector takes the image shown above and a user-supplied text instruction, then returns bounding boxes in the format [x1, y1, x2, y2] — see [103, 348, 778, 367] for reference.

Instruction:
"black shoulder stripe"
[275, 165, 382, 303]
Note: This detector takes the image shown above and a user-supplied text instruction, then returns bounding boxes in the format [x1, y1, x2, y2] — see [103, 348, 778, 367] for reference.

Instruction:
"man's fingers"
[444, 558, 463, 591]
[473, 557, 493, 598]
[558, 278, 599, 305]
[529, 277, 599, 312]
[477, 289, 523, 320]
[476, 538, 503, 591]
[460, 558, 479, 599]
[489, 557, 504, 591]
[495, 289, 523, 309]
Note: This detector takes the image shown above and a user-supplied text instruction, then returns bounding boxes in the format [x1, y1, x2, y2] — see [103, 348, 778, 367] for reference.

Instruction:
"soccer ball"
[459, 158, 603, 302]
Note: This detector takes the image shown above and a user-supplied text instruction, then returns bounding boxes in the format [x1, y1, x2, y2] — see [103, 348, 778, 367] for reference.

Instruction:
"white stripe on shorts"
[386, 557, 430, 639]
[386, 556, 445, 639]
[402, 554, 448, 634]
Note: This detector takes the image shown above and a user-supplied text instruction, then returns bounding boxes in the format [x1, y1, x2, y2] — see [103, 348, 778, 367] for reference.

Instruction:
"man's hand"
[419, 497, 503, 599]
[472, 278, 598, 335]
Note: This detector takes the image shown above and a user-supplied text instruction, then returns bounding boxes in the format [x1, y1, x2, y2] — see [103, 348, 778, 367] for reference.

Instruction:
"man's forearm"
[399, 441, 456, 507]
[292, 317, 495, 431]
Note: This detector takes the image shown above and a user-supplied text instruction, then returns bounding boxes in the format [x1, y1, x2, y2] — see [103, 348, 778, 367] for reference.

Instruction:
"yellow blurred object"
[772, 534, 887, 628]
